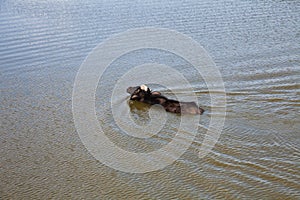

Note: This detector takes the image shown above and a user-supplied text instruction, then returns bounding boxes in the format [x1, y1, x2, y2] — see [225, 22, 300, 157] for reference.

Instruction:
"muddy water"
[1, 0, 299, 199]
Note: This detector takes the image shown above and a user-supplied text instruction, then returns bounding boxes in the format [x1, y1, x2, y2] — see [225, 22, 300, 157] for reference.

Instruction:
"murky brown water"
[1, 0, 299, 199]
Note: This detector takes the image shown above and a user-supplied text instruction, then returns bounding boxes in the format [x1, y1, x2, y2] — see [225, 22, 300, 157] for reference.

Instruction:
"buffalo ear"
[127, 86, 139, 95]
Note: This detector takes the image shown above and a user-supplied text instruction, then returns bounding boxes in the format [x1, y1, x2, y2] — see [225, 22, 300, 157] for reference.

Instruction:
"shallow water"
[1, 0, 299, 199]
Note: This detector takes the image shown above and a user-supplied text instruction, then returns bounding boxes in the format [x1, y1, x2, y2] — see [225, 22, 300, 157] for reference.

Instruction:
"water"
[1, 0, 299, 199]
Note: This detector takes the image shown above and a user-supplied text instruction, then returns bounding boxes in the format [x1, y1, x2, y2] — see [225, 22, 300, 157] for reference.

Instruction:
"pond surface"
[1, 0, 299, 199]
